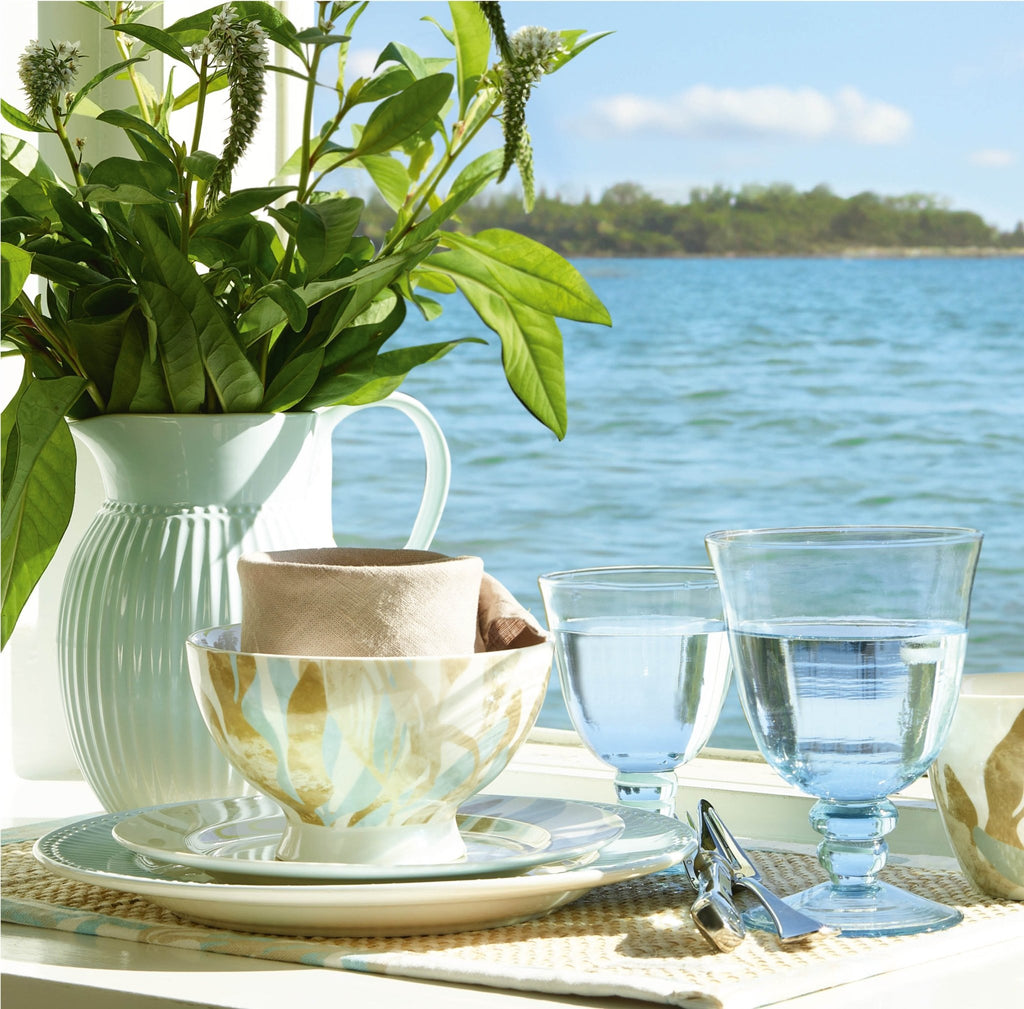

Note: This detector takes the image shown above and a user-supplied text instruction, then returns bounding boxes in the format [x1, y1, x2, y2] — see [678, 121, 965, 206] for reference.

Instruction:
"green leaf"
[161, 3, 301, 53]
[2, 135, 58, 215]
[322, 241, 436, 342]
[449, 1, 490, 118]
[420, 16, 455, 45]
[1, 373, 86, 646]
[29, 253, 111, 288]
[441, 270, 567, 438]
[2, 134, 56, 183]
[413, 268, 456, 295]
[435, 230, 612, 324]
[376, 42, 430, 80]
[123, 133, 179, 177]
[1, 100, 42, 133]
[80, 156, 179, 204]
[138, 281, 206, 412]
[69, 58, 150, 115]
[173, 73, 229, 111]
[410, 292, 443, 321]
[350, 64, 415, 105]
[47, 185, 111, 247]
[358, 154, 411, 212]
[67, 94, 107, 121]
[405, 149, 501, 243]
[108, 23, 193, 64]
[80, 279, 136, 316]
[255, 280, 308, 332]
[106, 316, 174, 413]
[354, 74, 453, 158]
[1, 243, 32, 310]
[212, 185, 296, 218]
[308, 146, 352, 178]
[236, 296, 286, 345]
[549, 30, 613, 73]
[97, 109, 175, 160]
[406, 137, 434, 182]
[65, 306, 139, 406]
[293, 28, 350, 46]
[184, 150, 219, 180]
[302, 337, 480, 408]
[221, 2, 302, 54]
[132, 214, 263, 410]
[260, 347, 324, 411]
[236, 251, 390, 344]
[281, 287, 401, 384]
[294, 197, 363, 279]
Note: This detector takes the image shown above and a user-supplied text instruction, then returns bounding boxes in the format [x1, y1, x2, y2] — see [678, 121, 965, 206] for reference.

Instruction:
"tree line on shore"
[360, 181, 1024, 257]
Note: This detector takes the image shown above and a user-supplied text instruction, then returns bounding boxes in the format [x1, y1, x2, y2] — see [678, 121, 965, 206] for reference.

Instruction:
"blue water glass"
[707, 526, 983, 937]
[537, 567, 733, 822]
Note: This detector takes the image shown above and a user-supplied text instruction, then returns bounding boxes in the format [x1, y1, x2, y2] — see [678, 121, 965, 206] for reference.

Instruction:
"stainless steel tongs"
[696, 799, 838, 944]
[687, 831, 746, 951]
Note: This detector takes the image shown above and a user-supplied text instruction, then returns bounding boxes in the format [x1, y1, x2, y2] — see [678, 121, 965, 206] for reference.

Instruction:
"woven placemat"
[3, 833, 1022, 1009]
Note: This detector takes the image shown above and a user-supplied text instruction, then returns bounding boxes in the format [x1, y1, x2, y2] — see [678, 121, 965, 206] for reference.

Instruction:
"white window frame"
[1, 0, 306, 789]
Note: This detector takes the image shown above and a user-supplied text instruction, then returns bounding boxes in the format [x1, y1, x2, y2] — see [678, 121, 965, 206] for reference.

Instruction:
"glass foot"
[613, 770, 677, 819]
[742, 879, 963, 938]
[610, 770, 690, 877]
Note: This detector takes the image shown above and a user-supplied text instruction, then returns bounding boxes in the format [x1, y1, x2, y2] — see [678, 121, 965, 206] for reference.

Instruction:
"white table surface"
[4, 919, 1023, 1009]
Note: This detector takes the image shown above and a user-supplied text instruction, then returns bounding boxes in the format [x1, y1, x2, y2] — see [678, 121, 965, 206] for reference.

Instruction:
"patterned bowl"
[931, 672, 1024, 899]
[186, 625, 552, 865]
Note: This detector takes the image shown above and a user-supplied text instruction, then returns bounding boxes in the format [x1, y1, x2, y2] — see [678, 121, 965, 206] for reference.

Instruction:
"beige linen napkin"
[476, 572, 548, 652]
[239, 547, 544, 656]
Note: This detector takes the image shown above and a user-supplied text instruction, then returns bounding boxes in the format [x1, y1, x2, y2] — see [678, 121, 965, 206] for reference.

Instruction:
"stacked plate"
[33, 793, 698, 937]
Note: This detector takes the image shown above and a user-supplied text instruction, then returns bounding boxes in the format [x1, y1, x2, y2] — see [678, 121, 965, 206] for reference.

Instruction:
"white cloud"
[968, 148, 1018, 168]
[345, 48, 381, 80]
[593, 85, 911, 145]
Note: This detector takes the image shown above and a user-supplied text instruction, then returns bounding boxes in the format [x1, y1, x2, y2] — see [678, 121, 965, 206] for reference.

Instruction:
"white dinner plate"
[111, 794, 626, 882]
[34, 799, 697, 937]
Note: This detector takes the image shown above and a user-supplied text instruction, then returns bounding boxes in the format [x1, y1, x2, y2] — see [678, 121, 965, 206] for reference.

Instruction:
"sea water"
[330, 257, 1024, 747]
[553, 616, 731, 772]
[729, 619, 967, 799]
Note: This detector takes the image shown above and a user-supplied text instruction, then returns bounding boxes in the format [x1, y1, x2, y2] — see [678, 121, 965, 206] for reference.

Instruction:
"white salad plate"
[110, 794, 626, 883]
[34, 799, 697, 937]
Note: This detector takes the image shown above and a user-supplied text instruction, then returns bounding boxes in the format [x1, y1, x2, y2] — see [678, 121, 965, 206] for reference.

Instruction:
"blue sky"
[334, 1, 1023, 230]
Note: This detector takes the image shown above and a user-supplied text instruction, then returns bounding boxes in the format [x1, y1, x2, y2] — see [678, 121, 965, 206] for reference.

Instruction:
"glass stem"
[613, 770, 678, 818]
[810, 798, 898, 889]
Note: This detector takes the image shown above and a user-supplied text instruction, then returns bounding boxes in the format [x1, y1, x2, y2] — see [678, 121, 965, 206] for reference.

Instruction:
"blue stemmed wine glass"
[706, 525, 983, 937]
[538, 567, 732, 822]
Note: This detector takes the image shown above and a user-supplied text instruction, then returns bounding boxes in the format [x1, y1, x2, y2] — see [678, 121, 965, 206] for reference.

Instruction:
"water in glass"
[556, 615, 730, 772]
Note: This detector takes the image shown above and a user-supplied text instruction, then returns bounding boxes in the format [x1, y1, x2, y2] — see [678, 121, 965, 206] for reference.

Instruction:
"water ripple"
[335, 257, 1024, 746]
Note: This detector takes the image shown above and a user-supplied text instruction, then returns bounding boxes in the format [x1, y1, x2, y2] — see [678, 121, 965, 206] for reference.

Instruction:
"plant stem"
[273, 46, 320, 281]
[52, 107, 86, 189]
[112, 4, 152, 125]
[180, 62, 212, 253]
[381, 87, 501, 256]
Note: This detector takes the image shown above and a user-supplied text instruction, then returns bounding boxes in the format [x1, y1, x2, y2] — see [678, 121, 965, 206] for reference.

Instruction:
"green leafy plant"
[0, 1, 611, 645]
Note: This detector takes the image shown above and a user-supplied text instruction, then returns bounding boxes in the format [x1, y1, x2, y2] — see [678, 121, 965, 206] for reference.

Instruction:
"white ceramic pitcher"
[57, 394, 449, 811]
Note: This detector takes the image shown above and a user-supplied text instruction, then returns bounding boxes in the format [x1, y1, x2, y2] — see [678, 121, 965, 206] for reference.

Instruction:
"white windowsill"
[2, 730, 952, 856]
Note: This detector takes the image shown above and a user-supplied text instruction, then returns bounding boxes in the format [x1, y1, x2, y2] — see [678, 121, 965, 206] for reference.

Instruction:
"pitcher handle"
[317, 392, 451, 550]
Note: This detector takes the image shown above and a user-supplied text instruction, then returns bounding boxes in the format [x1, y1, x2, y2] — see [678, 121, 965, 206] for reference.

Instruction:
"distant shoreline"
[570, 246, 1024, 261]
[432, 183, 1024, 260]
